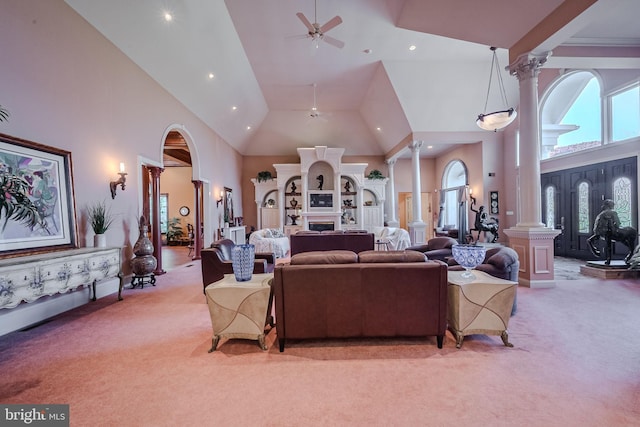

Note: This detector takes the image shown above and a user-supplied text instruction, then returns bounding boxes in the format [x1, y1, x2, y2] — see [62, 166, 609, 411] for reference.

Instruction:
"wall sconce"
[110, 162, 127, 199]
[469, 188, 477, 205]
[216, 190, 224, 207]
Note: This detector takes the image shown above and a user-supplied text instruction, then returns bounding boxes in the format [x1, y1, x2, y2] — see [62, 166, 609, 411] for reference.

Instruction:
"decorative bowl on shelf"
[452, 244, 486, 279]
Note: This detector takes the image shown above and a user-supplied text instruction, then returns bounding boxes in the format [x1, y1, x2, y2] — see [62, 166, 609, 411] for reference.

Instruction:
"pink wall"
[0, 1, 242, 266]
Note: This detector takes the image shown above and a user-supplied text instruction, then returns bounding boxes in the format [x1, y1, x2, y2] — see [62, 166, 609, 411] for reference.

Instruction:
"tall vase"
[94, 233, 107, 248]
[131, 216, 157, 277]
[231, 244, 255, 282]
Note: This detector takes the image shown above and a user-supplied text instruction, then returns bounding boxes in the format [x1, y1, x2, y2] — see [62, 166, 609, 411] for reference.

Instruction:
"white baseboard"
[0, 278, 121, 337]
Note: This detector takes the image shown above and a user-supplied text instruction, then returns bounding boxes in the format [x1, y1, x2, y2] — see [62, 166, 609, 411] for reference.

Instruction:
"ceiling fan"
[307, 83, 329, 122]
[296, 0, 344, 49]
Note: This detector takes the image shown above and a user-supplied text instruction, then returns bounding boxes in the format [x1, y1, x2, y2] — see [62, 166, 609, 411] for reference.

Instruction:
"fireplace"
[309, 222, 335, 232]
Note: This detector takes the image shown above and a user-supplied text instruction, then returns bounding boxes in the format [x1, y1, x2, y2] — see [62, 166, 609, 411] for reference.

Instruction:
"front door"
[541, 156, 637, 260]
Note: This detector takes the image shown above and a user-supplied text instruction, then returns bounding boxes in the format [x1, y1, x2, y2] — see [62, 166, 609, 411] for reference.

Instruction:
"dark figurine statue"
[470, 200, 499, 243]
[587, 199, 637, 265]
[344, 180, 351, 192]
[317, 174, 324, 190]
[290, 181, 297, 193]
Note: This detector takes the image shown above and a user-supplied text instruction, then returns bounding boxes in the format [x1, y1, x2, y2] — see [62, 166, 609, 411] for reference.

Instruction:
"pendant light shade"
[477, 47, 517, 131]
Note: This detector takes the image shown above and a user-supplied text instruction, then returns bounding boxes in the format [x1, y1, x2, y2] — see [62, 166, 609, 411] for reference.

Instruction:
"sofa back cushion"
[290, 250, 358, 265]
[358, 250, 426, 263]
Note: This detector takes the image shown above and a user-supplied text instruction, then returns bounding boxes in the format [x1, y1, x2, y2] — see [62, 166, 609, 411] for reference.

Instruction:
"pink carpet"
[0, 261, 639, 426]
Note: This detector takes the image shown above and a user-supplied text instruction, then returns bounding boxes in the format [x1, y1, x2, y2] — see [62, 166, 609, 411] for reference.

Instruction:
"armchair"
[201, 239, 275, 293]
[407, 236, 458, 262]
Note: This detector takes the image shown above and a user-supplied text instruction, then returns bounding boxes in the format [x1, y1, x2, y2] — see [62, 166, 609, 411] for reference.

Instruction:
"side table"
[447, 270, 517, 348]
[205, 273, 274, 352]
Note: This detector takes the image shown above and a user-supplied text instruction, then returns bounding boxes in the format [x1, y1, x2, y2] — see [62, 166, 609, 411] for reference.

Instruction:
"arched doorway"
[141, 127, 205, 272]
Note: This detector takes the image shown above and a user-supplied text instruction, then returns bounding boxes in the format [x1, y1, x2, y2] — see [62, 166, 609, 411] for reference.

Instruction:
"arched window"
[613, 177, 632, 227]
[577, 181, 589, 233]
[439, 160, 467, 229]
[540, 71, 602, 160]
[545, 185, 555, 228]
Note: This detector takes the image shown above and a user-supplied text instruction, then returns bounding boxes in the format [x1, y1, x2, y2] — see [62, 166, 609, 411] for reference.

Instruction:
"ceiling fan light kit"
[296, 0, 344, 49]
[477, 47, 517, 131]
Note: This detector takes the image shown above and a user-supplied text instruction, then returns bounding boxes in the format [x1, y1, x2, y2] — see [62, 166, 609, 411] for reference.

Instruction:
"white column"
[511, 52, 547, 228]
[408, 140, 426, 244]
[504, 51, 560, 289]
[386, 158, 398, 227]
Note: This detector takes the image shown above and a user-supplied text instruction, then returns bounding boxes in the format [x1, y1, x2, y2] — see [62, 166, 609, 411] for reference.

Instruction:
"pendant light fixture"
[476, 47, 517, 131]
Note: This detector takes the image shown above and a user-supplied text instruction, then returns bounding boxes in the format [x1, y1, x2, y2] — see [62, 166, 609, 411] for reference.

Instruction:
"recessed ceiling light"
[427, 145, 433, 149]
[208, 73, 215, 79]
[363, 49, 372, 54]
[409, 45, 416, 51]
[231, 106, 237, 111]
[376, 127, 382, 132]
[246, 126, 251, 130]
[164, 12, 173, 22]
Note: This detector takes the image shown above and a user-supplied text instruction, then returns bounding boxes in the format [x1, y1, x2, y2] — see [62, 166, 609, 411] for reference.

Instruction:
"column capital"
[508, 51, 550, 81]
[408, 140, 423, 152]
[385, 158, 397, 167]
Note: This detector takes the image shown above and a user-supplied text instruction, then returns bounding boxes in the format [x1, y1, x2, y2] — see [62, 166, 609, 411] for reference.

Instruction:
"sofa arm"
[255, 252, 276, 265]
[253, 259, 268, 273]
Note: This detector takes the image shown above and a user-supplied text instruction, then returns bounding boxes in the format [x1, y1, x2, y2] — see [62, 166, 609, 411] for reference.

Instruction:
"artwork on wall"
[489, 191, 499, 214]
[0, 133, 77, 257]
[224, 187, 234, 223]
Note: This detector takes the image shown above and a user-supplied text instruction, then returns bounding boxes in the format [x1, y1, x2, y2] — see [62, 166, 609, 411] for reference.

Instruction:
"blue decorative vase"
[452, 244, 486, 279]
[231, 244, 255, 282]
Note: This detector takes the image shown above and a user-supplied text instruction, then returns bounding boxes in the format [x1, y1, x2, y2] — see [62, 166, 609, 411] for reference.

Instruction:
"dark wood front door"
[541, 156, 637, 260]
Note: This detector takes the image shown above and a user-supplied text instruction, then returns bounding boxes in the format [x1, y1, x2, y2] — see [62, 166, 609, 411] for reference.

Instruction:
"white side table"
[205, 273, 273, 352]
[447, 270, 517, 348]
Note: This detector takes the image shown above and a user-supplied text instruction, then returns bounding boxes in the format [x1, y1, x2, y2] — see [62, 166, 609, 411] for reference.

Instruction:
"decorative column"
[385, 158, 399, 227]
[192, 180, 203, 260]
[503, 51, 560, 288]
[149, 166, 166, 276]
[408, 140, 427, 244]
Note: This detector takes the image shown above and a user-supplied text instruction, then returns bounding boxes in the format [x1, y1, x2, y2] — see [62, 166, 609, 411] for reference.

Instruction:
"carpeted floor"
[0, 259, 639, 426]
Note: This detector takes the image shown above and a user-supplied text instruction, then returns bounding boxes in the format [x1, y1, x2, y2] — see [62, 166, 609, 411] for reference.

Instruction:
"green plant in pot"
[166, 217, 184, 245]
[87, 200, 115, 247]
[367, 169, 385, 180]
[256, 170, 273, 183]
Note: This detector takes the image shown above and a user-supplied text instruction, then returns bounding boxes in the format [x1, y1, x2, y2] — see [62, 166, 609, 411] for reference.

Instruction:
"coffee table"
[205, 273, 274, 352]
[447, 270, 517, 348]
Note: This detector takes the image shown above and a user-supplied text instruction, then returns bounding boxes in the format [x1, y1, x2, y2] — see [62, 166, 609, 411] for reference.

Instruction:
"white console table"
[0, 247, 124, 310]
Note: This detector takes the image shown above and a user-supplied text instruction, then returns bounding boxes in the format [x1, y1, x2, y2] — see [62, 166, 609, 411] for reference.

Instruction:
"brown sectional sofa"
[289, 230, 375, 256]
[273, 250, 449, 351]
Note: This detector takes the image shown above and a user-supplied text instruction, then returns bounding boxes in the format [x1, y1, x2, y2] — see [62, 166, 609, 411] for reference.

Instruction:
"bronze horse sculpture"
[586, 199, 637, 265]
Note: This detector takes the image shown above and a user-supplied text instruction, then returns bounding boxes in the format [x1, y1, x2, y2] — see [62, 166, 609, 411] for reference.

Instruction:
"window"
[160, 193, 168, 233]
[611, 84, 640, 142]
[577, 182, 589, 233]
[540, 71, 601, 159]
[613, 177, 632, 227]
[440, 160, 467, 229]
[545, 186, 555, 228]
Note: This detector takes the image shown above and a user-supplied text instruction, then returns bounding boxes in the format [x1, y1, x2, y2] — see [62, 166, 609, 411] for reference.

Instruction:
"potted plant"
[166, 217, 184, 245]
[367, 169, 385, 180]
[87, 200, 115, 247]
[256, 170, 273, 183]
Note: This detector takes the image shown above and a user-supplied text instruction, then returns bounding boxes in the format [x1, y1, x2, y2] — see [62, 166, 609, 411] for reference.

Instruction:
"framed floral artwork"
[0, 133, 78, 257]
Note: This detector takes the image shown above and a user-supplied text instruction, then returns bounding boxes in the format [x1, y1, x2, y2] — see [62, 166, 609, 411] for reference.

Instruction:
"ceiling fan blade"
[320, 16, 342, 33]
[322, 35, 344, 49]
[296, 13, 315, 33]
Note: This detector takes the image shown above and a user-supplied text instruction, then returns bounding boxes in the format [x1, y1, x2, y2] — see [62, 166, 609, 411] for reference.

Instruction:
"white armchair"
[372, 227, 412, 250]
[249, 228, 290, 258]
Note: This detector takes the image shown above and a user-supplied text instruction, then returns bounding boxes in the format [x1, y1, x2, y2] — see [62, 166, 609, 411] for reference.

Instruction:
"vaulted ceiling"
[65, 0, 640, 160]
